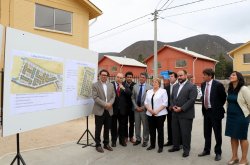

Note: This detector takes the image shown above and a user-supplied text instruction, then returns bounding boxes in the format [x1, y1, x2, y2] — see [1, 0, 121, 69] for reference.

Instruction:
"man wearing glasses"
[92, 69, 115, 153]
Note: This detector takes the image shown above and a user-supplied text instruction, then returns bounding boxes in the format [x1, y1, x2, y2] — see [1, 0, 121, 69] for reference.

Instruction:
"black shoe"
[111, 142, 116, 147]
[168, 147, 180, 152]
[198, 151, 210, 157]
[119, 141, 127, 147]
[158, 148, 163, 153]
[133, 141, 141, 146]
[215, 154, 221, 161]
[146, 146, 155, 150]
[96, 146, 104, 153]
[103, 145, 113, 151]
[163, 142, 173, 147]
[183, 152, 189, 157]
[142, 142, 148, 147]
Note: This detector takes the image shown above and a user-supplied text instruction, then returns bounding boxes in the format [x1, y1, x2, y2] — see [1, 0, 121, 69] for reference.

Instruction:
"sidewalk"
[0, 104, 246, 165]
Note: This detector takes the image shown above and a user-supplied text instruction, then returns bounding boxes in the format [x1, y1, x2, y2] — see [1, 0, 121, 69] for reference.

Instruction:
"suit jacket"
[171, 81, 197, 119]
[111, 81, 132, 116]
[165, 85, 171, 112]
[131, 83, 152, 110]
[201, 80, 226, 119]
[123, 81, 136, 110]
[92, 81, 116, 116]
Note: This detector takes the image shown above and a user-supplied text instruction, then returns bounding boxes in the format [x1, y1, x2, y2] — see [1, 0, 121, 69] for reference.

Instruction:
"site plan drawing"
[77, 67, 95, 99]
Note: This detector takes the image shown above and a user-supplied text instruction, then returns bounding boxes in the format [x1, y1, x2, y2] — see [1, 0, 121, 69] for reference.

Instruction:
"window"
[243, 54, 250, 63]
[35, 4, 72, 33]
[176, 59, 187, 68]
[111, 66, 117, 72]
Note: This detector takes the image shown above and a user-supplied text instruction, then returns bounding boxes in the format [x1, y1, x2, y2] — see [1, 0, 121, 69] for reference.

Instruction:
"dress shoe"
[130, 138, 136, 143]
[158, 148, 163, 153]
[227, 159, 239, 165]
[183, 152, 189, 157]
[96, 146, 104, 153]
[215, 154, 221, 161]
[146, 146, 155, 150]
[198, 151, 210, 157]
[142, 142, 148, 147]
[163, 142, 173, 147]
[111, 142, 116, 147]
[103, 145, 113, 151]
[168, 147, 180, 152]
[119, 141, 127, 147]
[133, 141, 141, 146]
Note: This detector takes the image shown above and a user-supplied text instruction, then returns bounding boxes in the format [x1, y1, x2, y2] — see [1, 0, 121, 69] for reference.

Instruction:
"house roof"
[102, 55, 147, 67]
[79, 0, 102, 19]
[144, 45, 218, 63]
[228, 41, 250, 57]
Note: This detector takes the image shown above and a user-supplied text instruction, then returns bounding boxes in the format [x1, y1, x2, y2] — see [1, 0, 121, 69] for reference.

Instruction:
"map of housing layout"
[78, 67, 95, 99]
[11, 57, 63, 93]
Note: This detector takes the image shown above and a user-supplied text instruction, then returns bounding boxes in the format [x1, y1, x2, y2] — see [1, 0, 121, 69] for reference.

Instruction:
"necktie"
[116, 84, 120, 97]
[137, 84, 143, 107]
[204, 83, 209, 109]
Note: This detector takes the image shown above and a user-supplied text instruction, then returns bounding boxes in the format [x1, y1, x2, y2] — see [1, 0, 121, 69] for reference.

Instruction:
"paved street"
[0, 104, 249, 165]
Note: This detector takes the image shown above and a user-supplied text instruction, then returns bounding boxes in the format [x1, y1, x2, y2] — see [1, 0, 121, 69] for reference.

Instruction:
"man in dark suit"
[164, 72, 178, 147]
[198, 68, 227, 161]
[92, 69, 115, 153]
[168, 70, 197, 158]
[111, 73, 132, 147]
[124, 71, 136, 143]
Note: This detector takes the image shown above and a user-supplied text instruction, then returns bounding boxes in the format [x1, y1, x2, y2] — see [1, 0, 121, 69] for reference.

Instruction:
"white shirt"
[177, 80, 188, 97]
[204, 79, 213, 108]
[144, 88, 168, 116]
[102, 82, 108, 102]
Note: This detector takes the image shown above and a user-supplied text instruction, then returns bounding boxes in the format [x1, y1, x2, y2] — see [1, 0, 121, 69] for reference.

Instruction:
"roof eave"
[79, 0, 102, 20]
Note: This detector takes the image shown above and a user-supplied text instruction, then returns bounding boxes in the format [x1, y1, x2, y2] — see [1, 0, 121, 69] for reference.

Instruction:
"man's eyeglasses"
[101, 74, 108, 77]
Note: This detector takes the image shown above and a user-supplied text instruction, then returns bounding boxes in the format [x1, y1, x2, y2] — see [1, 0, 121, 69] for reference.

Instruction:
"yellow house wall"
[0, 0, 92, 68]
[233, 45, 250, 73]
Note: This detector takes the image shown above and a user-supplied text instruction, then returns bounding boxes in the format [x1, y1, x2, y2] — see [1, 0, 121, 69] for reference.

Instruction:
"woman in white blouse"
[144, 78, 168, 153]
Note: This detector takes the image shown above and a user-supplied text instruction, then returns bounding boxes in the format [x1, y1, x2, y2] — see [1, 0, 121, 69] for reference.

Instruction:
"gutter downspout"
[120, 64, 123, 73]
[228, 53, 234, 71]
[192, 57, 198, 84]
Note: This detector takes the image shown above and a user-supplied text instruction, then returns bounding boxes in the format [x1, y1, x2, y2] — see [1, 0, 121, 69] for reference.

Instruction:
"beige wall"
[232, 45, 250, 73]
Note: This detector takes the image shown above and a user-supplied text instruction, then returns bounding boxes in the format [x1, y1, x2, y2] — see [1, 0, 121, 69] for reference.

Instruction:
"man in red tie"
[198, 68, 227, 161]
[111, 73, 132, 147]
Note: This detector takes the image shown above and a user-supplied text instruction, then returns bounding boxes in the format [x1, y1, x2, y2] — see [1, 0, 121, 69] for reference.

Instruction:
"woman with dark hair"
[225, 71, 250, 165]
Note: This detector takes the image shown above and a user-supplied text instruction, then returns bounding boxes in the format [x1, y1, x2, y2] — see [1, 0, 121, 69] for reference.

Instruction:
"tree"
[137, 54, 145, 63]
[215, 53, 232, 79]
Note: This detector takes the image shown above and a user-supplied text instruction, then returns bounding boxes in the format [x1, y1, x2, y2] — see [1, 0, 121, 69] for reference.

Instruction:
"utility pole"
[153, 10, 158, 78]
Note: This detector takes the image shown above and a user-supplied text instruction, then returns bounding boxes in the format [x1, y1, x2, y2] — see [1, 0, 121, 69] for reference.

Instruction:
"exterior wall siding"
[232, 45, 250, 73]
[146, 47, 216, 85]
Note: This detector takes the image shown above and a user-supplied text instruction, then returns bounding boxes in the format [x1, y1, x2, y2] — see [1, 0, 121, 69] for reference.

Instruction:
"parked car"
[196, 86, 202, 102]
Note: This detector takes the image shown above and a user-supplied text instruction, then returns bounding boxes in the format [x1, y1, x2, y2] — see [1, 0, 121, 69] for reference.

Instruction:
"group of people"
[92, 68, 250, 165]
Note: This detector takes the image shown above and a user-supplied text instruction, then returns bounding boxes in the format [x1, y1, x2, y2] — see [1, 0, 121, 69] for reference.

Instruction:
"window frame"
[34, 4, 73, 35]
[175, 59, 187, 68]
[243, 53, 250, 64]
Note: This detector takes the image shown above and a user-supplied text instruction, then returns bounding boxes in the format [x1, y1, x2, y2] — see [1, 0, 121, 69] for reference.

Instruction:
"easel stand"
[77, 116, 95, 148]
[10, 133, 26, 165]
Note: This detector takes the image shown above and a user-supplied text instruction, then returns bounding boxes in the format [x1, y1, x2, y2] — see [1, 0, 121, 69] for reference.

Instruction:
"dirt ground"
[0, 116, 95, 158]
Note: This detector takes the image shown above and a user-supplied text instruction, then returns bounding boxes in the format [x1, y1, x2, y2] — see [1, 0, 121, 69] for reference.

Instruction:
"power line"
[158, 0, 170, 10]
[162, 0, 248, 18]
[160, 0, 207, 11]
[90, 14, 151, 38]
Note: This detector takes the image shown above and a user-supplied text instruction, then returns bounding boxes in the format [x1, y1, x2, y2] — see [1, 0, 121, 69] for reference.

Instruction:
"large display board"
[2, 27, 98, 137]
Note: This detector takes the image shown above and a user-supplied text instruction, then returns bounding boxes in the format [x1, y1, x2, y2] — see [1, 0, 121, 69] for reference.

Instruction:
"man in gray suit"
[132, 72, 152, 147]
[168, 70, 197, 158]
[92, 69, 116, 153]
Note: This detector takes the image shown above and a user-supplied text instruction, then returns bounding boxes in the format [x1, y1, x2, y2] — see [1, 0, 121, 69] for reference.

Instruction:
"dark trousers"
[95, 110, 111, 147]
[172, 116, 193, 154]
[167, 111, 172, 143]
[203, 112, 222, 154]
[148, 115, 166, 148]
[111, 114, 118, 143]
[125, 110, 135, 138]
[118, 114, 128, 143]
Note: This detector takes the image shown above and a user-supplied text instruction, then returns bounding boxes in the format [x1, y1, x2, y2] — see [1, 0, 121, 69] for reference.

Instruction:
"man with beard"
[168, 70, 197, 158]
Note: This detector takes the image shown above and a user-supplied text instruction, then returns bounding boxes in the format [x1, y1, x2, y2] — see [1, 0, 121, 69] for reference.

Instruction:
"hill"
[99, 34, 242, 62]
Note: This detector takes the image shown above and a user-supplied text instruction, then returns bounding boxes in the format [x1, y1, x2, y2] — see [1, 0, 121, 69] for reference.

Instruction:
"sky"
[89, 0, 250, 53]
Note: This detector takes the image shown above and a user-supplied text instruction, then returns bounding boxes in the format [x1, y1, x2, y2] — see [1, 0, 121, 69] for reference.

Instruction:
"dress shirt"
[204, 79, 213, 108]
[177, 80, 188, 97]
[144, 88, 168, 116]
[102, 82, 108, 102]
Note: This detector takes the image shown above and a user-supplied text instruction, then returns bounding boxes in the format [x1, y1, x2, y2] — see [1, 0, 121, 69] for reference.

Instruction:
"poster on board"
[3, 27, 98, 137]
